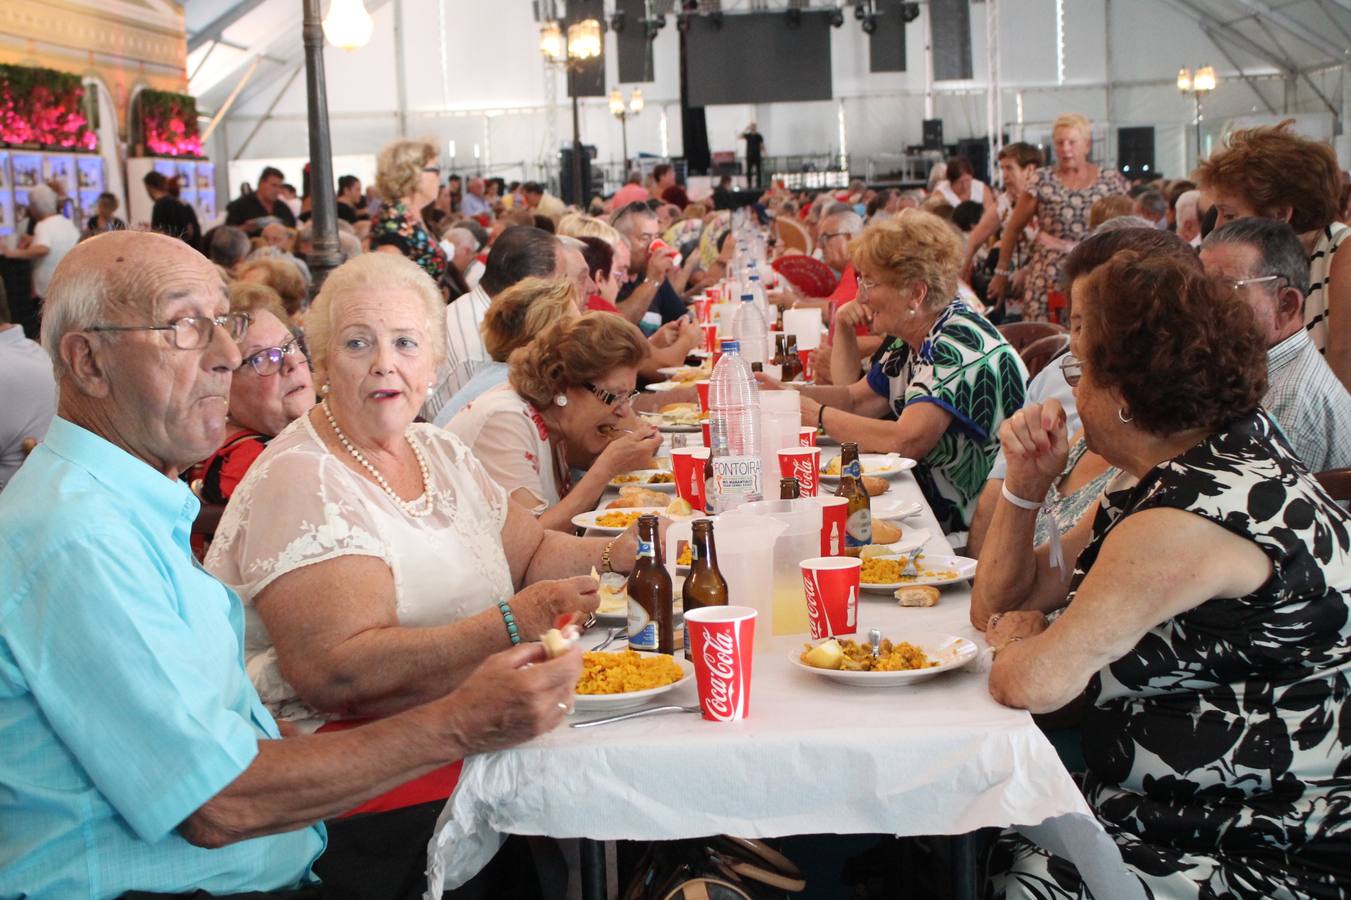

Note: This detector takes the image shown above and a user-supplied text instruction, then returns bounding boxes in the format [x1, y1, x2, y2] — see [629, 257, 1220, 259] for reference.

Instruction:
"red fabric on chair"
[316, 718, 464, 817]
[772, 255, 838, 298]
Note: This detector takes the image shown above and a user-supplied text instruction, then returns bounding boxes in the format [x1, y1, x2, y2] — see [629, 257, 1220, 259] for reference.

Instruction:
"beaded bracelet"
[496, 599, 522, 645]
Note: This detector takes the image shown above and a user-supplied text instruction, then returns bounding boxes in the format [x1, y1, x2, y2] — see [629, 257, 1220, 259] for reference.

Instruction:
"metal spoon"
[869, 627, 883, 659]
[590, 626, 627, 652]
[571, 705, 702, 729]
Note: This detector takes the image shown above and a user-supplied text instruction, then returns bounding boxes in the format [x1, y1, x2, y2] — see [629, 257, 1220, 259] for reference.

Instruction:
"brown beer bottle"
[782, 333, 803, 382]
[834, 443, 872, 556]
[682, 519, 729, 661]
[780, 476, 801, 500]
[772, 333, 791, 371]
[627, 514, 674, 654]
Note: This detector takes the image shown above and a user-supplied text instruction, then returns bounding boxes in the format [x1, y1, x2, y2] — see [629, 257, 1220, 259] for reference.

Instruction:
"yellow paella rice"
[595, 510, 645, 529]
[577, 650, 684, 694]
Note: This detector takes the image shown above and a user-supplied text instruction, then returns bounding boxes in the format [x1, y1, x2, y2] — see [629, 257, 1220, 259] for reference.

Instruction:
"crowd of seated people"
[1, 115, 1350, 900]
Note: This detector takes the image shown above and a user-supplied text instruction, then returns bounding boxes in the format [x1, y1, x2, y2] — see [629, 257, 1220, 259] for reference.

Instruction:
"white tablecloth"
[426, 458, 1146, 900]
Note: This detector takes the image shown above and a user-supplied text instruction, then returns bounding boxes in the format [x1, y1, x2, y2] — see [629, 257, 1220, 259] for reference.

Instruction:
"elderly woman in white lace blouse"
[206, 253, 641, 735]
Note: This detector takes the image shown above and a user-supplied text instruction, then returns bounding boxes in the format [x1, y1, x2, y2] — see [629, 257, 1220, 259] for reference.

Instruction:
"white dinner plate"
[574, 652, 695, 711]
[640, 412, 703, 433]
[858, 555, 978, 592]
[788, 632, 979, 687]
[869, 497, 925, 520]
[571, 507, 668, 534]
[655, 366, 711, 380]
[819, 454, 917, 483]
[645, 380, 692, 392]
[608, 469, 678, 491]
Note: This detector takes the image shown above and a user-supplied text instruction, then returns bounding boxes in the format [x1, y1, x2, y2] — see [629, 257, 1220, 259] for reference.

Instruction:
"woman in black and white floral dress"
[978, 248, 1351, 898]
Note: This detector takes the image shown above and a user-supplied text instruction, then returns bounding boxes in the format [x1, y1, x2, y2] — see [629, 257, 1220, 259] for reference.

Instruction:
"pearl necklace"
[321, 399, 433, 517]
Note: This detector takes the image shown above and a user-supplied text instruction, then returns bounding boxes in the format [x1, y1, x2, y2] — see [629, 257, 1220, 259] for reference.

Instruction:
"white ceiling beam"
[188, 0, 273, 53]
[1157, 0, 1297, 72]
[1225, 0, 1347, 61]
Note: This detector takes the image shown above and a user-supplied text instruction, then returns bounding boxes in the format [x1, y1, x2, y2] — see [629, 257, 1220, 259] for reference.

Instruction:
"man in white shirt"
[422, 225, 565, 422]
[0, 287, 56, 490]
[461, 178, 493, 218]
[1201, 217, 1351, 473]
[2, 185, 80, 302]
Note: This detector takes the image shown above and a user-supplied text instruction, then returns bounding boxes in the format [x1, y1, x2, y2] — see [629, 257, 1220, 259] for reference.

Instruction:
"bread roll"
[607, 487, 668, 509]
[871, 518, 902, 544]
[862, 475, 889, 496]
[894, 586, 940, 607]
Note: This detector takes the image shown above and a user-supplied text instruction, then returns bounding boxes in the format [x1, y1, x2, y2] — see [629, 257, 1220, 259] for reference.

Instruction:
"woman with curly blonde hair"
[369, 138, 449, 282]
[1195, 120, 1351, 389]
[774, 210, 1028, 533]
[448, 312, 664, 531]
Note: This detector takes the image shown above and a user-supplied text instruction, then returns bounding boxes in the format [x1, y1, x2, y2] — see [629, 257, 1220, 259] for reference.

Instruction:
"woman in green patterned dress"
[787, 210, 1028, 534]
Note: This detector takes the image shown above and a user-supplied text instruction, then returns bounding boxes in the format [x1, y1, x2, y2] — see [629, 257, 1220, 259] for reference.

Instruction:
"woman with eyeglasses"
[779, 210, 1027, 534]
[185, 283, 313, 557]
[206, 253, 656, 894]
[974, 246, 1351, 899]
[369, 138, 449, 283]
[448, 312, 663, 532]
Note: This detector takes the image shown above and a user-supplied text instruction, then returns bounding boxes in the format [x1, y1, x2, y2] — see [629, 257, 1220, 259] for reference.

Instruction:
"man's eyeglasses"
[820, 231, 857, 243]
[239, 337, 303, 377]
[583, 381, 641, 407]
[89, 313, 251, 350]
[1224, 274, 1283, 294]
[1060, 353, 1082, 387]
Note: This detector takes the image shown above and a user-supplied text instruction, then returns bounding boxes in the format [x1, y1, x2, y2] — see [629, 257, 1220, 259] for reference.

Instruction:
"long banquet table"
[425, 450, 1146, 900]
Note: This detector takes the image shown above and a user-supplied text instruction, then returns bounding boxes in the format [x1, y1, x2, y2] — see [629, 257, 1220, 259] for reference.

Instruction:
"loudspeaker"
[956, 137, 990, 186]
[922, 119, 944, 151]
[1117, 126, 1156, 178]
[559, 144, 597, 206]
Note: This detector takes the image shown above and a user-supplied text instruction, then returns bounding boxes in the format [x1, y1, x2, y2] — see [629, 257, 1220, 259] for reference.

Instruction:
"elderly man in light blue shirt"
[1201, 217, 1351, 473]
[0, 231, 582, 899]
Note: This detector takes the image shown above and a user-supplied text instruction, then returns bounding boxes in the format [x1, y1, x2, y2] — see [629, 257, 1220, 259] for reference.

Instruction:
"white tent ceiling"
[181, 0, 1351, 191]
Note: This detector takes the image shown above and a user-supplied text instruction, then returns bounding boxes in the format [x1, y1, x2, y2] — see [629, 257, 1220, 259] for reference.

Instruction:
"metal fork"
[570, 705, 702, 729]
[590, 626, 627, 652]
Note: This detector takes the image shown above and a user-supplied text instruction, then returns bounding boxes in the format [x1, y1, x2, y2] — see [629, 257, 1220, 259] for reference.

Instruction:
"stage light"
[829, 6, 845, 27]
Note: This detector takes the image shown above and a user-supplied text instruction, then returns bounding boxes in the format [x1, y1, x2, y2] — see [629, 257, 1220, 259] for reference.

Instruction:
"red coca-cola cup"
[816, 496, 848, 556]
[701, 323, 718, 353]
[799, 427, 817, 447]
[798, 349, 814, 382]
[800, 556, 861, 639]
[649, 238, 683, 268]
[701, 421, 712, 449]
[695, 380, 711, 412]
[684, 606, 757, 722]
[778, 446, 821, 497]
[696, 298, 714, 325]
[670, 447, 710, 511]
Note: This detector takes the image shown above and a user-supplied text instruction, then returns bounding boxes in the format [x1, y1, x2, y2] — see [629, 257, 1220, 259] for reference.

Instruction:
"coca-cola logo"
[802, 574, 825, 638]
[790, 457, 817, 492]
[699, 627, 742, 721]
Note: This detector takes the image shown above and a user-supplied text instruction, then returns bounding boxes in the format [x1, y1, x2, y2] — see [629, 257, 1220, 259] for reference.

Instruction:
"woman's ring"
[558, 702, 570, 713]
[988, 612, 1004, 630]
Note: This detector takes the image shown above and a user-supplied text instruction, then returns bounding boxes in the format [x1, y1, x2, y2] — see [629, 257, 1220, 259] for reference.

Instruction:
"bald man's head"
[42, 231, 239, 477]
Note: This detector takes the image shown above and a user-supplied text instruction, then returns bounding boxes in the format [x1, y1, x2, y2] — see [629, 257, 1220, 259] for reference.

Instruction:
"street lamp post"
[541, 17, 602, 207]
[609, 88, 644, 169]
[1177, 65, 1217, 163]
[302, 0, 373, 289]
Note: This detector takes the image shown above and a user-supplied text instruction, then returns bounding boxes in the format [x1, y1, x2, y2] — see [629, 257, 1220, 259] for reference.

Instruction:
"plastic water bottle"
[708, 339, 763, 514]
[733, 293, 769, 366]
[746, 273, 770, 326]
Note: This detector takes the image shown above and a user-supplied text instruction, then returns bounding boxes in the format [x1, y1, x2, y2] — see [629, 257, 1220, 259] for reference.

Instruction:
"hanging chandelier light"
[539, 21, 566, 64]
[323, 0, 374, 50]
[567, 18, 603, 61]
